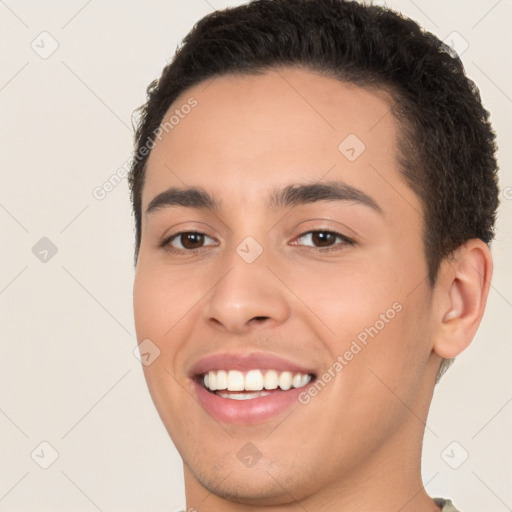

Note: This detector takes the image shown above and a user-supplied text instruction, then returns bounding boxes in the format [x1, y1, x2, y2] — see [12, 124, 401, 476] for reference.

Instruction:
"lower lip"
[193, 380, 309, 425]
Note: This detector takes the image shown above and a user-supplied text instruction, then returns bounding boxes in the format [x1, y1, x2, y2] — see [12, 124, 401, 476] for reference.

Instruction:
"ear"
[432, 239, 493, 359]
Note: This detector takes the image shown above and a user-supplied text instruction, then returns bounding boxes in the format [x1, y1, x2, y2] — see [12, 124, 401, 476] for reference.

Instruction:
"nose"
[203, 253, 290, 335]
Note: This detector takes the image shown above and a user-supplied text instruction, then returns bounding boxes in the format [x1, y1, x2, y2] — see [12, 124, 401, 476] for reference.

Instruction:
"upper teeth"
[203, 369, 311, 392]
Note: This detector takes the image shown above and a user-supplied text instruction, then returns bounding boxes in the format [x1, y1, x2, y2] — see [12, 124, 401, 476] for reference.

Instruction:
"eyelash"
[160, 229, 355, 255]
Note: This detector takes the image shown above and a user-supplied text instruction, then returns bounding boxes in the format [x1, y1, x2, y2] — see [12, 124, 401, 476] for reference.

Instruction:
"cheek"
[133, 266, 193, 431]
[281, 257, 401, 339]
[133, 262, 201, 382]
[133, 268, 163, 340]
[292, 254, 430, 400]
[133, 262, 192, 340]
[336, 296, 433, 424]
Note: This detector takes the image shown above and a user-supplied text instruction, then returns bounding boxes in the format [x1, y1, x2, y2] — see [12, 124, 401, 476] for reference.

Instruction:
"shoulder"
[433, 497, 461, 511]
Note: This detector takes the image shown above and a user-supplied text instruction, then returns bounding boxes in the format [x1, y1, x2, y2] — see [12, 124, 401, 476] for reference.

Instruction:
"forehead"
[142, 67, 420, 220]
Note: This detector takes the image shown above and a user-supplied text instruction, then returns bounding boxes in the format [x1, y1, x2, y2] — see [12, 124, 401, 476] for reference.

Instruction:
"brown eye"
[310, 231, 336, 247]
[163, 231, 217, 253]
[295, 230, 352, 249]
[179, 232, 205, 249]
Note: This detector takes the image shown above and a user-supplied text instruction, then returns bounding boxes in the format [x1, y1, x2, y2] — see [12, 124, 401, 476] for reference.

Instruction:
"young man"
[128, 0, 499, 510]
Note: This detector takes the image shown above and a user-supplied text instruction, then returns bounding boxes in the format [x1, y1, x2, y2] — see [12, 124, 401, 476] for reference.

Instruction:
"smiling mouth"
[196, 369, 316, 400]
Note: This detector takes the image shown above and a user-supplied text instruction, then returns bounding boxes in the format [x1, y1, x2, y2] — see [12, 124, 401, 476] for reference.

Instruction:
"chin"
[189, 467, 309, 506]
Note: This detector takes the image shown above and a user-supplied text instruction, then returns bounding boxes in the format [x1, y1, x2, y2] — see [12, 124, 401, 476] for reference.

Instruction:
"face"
[133, 68, 441, 505]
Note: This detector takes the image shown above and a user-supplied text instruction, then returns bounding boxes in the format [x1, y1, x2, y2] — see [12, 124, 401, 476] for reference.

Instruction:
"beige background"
[0, 0, 510, 510]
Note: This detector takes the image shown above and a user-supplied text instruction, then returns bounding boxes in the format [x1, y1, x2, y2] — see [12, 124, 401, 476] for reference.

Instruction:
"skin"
[133, 67, 492, 511]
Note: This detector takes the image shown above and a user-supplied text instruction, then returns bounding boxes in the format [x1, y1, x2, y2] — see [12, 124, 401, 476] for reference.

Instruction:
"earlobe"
[433, 239, 493, 360]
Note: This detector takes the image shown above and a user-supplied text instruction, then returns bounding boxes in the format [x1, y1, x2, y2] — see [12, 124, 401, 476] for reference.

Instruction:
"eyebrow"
[145, 181, 382, 215]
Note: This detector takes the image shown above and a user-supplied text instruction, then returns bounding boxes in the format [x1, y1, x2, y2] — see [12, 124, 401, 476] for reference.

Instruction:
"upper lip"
[189, 352, 317, 378]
